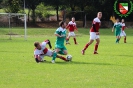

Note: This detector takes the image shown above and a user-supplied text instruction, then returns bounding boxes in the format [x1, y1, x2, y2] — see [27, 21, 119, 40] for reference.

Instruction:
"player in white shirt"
[34, 40, 68, 63]
[120, 19, 127, 43]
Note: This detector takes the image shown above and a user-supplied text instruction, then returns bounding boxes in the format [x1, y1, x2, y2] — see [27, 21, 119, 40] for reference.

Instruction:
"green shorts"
[115, 31, 121, 36]
[55, 44, 67, 54]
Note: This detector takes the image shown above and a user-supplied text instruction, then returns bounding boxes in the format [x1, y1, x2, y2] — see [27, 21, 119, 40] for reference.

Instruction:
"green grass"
[0, 28, 133, 88]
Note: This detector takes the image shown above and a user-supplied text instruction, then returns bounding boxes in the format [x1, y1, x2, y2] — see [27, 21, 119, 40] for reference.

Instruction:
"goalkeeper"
[34, 39, 68, 63]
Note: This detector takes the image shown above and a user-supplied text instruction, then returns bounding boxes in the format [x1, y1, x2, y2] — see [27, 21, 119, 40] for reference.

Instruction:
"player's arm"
[112, 27, 114, 32]
[112, 26, 115, 32]
[92, 23, 99, 35]
[74, 26, 78, 31]
[92, 23, 96, 32]
[112, 24, 116, 32]
[55, 33, 63, 37]
[55, 30, 64, 37]
[66, 24, 69, 29]
[34, 55, 42, 63]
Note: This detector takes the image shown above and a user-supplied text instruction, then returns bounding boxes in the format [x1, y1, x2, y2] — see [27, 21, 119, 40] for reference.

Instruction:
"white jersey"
[34, 42, 48, 58]
[68, 21, 76, 26]
[121, 22, 125, 26]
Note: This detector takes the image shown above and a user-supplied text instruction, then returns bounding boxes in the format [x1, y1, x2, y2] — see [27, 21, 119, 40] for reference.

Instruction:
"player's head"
[116, 18, 119, 22]
[121, 19, 124, 22]
[34, 42, 41, 50]
[72, 17, 75, 22]
[59, 21, 66, 28]
[97, 12, 102, 19]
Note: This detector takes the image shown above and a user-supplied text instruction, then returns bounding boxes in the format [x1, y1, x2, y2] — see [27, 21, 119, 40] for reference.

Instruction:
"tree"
[43, 0, 64, 21]
[20, 0, 42, 23]
[1, 0, 21, 13]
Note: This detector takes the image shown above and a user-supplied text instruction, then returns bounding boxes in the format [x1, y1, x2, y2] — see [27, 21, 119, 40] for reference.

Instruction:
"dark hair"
[59, 21, 65, 27]
[34, 42, 39, 47]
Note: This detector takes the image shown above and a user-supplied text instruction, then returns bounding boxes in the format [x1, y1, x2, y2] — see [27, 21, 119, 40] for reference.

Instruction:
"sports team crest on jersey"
[119, 3, 128, 14]
[114, 0, 133, 17]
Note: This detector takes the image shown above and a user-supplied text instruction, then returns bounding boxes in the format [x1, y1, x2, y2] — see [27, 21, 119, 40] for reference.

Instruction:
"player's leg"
[56, 55, 68, 61]
[45, 49, 53, 57]
[94, 37, 100, 54]
[72, 32, 78, 44]
[81, 40, 94, 55]
[52, 48, 60, 63]
[115, 32, 120, 43]
[116, 36, 119, 43]
[57, 47, 69, 61]
[58, 46, 67, 55]
[123, 31, 126, 43]
[81, 32, 95, 55]
[66, 32, 71, 44]
[124, 36, 126, 43]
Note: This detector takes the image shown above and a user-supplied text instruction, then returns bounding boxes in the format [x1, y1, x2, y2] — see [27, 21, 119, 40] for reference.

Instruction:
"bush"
[35, 3, 54, 22]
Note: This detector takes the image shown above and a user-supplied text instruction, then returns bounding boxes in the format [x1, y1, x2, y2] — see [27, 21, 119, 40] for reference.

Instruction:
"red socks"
[73, 38, 77, 44]
[124, 37, 126, 43]
[60, 56, 67, 61]
[83, 43, 89, 50]
[94, 44, 98, 52]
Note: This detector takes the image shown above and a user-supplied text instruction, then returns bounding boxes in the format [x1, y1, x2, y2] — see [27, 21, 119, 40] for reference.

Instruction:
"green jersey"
[113, 22, 122, 36]
[55, 27, 67, 49]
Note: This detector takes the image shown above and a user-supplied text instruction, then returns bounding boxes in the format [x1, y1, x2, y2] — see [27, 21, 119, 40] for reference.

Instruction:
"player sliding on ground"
[34, 40, 69, 63]
[52, 21, 69, 63]
[66, 17, 78, 45]
[112, 18, 122, 43]
[81, 12, 102, 55]
[120, 19, 127, 43]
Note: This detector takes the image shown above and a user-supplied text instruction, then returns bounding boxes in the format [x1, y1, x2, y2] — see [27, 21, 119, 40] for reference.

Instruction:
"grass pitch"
[0, 28, 133, 88]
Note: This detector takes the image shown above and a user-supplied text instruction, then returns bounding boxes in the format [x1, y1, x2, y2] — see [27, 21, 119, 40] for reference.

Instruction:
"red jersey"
[121, 22, 125, 31]
[66, 21, 77, 32]
[90, 17, 101, 32]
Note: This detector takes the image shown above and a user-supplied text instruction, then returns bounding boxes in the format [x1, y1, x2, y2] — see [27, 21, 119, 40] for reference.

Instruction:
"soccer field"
[0, 28, 133, 88]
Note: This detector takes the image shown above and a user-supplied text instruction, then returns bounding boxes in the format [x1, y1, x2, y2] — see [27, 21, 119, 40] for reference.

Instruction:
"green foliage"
[35, 3, 54, 21]
[3, 0, 21, 13]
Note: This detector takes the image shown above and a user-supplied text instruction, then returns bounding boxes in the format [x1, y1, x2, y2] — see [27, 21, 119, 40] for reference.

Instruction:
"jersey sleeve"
[55, 29, 62, 36]
[93, 18, 100, 24]
[41, 42, 47, 48]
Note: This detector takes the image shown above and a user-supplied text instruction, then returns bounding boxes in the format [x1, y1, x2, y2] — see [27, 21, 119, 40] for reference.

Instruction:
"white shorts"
[90, 32, 100, 40]
[68, 32, 75, 37]
[39, 49, 53, 60]
[120, 31, 126, 36]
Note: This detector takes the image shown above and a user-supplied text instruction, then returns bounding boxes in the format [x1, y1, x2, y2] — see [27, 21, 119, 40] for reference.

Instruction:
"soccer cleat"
[94, 52, 98, 54]
[81, 50, 85, 55]
[51, 60, 55, 63]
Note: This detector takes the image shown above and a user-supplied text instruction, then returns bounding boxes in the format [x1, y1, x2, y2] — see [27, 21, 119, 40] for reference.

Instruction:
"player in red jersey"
[34, 40, 68, 63]
[81, 12, 102, 55]
[66, 17, 78, 45]
[120, 19, 127, 43]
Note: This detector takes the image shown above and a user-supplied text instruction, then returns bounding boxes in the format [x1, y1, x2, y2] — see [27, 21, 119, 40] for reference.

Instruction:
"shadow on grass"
[118, 55, 133, 57]
[41, 61, 124, 66]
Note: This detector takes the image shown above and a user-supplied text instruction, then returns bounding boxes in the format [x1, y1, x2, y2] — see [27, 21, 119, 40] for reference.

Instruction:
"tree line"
[0, 0, 133, 22]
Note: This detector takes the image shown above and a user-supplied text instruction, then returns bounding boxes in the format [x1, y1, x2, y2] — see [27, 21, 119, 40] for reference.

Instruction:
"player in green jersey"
[52, 21, 68, 63]
[112, 18, 122, 43]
